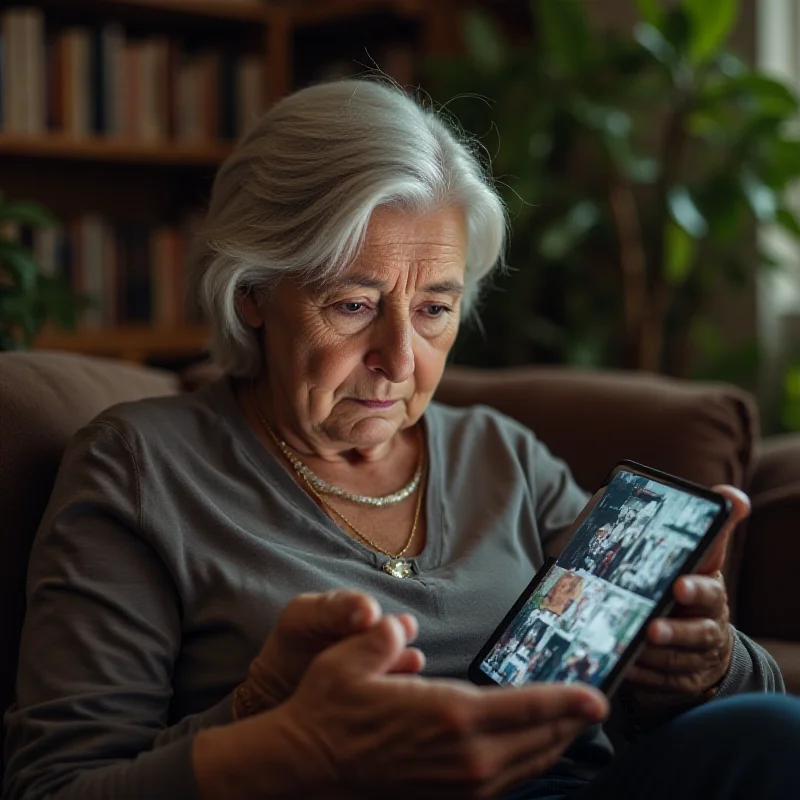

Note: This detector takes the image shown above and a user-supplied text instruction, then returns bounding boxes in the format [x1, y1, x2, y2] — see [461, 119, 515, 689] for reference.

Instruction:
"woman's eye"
[340, 302, 365, 313]
[424, 304, 449, 317]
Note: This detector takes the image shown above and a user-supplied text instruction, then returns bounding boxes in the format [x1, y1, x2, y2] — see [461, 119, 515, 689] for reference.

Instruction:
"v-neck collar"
[207, 376, 445, 577]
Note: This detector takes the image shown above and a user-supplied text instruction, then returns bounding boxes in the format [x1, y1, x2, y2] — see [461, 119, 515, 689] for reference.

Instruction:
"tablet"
[468, 460, 732, 697]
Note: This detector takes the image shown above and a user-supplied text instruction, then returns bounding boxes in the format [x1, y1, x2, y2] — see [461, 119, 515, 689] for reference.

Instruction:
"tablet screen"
[477, 469, 722, 689]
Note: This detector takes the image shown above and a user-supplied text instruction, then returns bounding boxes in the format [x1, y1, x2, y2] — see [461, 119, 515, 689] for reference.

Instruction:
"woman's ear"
[239, 287, 265, 328]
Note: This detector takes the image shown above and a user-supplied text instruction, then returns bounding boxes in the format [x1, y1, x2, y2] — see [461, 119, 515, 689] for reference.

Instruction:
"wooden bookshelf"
[1, 0, 463, 366]
[0, 133, 234, 166]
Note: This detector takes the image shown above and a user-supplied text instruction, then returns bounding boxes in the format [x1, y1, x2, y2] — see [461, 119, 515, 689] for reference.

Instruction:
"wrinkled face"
[248, 206, 468, 452]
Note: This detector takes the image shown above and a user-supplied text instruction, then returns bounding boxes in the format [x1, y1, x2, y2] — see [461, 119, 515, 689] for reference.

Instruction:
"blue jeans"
[504, 694, 800, 800]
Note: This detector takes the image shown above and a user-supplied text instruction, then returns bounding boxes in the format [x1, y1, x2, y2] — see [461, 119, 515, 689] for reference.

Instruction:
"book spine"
[2, 13, 19, 132]
[90, 27, 104, 134]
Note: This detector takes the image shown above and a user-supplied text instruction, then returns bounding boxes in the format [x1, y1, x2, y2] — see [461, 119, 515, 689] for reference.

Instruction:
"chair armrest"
[753, 638, 800, 695]
[738, 434, 800, 641]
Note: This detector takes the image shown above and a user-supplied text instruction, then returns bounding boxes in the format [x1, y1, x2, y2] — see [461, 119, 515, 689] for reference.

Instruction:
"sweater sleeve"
[527, 435, 591, 551]
[2, 422, 234, 800]
[715, 628, 786, 697]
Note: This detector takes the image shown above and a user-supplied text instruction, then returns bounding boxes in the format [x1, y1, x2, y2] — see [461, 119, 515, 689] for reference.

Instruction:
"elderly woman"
[4, 80, 799, 800]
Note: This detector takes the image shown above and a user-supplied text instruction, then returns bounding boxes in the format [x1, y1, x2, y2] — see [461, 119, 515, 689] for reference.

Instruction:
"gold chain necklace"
[251, 385, 425, 578]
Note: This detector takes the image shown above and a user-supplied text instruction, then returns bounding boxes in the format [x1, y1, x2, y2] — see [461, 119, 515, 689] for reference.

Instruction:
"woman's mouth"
[355, 399, 397, 410]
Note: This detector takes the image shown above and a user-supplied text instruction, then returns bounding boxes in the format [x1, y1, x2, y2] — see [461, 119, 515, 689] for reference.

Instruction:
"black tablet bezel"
[467, 460, 733, 697]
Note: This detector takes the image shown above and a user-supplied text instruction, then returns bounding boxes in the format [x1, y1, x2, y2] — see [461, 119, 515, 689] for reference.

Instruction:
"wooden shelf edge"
[0, 134, 234, 167]
[119, 0, 267, 23]
[36, 0, 269, 24]
[280, 0, 425, 26]
[34, 326, 211, 357]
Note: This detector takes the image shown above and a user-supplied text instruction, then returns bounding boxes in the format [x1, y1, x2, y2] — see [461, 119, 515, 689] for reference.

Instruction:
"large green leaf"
[664, 220, 696, 284]
[461, 10, 507, 74]
[635, 0, 664, 27]
[0, 200, 55, 228]
[36, 274, 88, 329]
[0, 242, 38, 293]
[761, 139, 800, 187]
[633, 22, 677, 69]
[776, 207, 800, 238]
[683, 0, 738, 64]
[573, 99, 632, 139]
[536, 0, 593, 76]
[539, 201, 601, 260]
[740, 169, 778, 221]
[699, 73, 799, 120]
[667, 186, 708, 237]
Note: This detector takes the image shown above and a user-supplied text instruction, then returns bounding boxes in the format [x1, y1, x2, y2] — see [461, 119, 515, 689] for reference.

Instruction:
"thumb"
[697, 485, 750, 575]
[314, 615, 410, 680]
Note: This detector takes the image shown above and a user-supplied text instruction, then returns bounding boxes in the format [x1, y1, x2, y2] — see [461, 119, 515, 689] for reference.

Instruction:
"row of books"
[0, 8, 266, 141]
[12, 216, 203, 329]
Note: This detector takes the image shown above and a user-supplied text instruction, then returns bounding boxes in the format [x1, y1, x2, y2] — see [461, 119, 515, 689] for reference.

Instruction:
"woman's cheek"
[307, 341, 365, 388]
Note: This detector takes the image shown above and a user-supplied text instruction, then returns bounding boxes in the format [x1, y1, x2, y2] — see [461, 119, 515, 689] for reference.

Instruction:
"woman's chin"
[337, 414, 403, 448]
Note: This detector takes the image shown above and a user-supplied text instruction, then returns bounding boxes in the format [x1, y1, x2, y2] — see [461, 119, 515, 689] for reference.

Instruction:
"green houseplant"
[429, 0, 800, 376]
[0, 193, 86, 351]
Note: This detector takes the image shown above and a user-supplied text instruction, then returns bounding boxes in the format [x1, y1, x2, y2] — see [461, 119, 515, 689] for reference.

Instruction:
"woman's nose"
[364, 316, 415, 383]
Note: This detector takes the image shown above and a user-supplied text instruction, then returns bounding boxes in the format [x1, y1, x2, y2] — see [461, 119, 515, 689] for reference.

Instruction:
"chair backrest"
[0, 351, 179, 773]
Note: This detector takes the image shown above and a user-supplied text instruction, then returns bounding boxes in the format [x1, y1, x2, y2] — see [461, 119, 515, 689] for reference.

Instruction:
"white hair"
[189, 78, 507, 377]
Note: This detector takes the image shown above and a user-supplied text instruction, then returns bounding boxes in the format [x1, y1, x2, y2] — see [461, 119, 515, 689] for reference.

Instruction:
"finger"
[672, 575, 726, 611]
[278, 590, 382, 643]
[478, 718, 589, 797]
[625, 663, 708, 694]
[635, 643, 722, 674]
[321, 590, 382, 633]
[387, 647, 426, 675]
[698, 486, 750, 575]
[397, 613, 419, 643]
[312, 615, 409, 679]
[412, 715, 587, 792]
[711, 484, 751, 523]
[474, 683, 608, 733]
[647, 617, 727, 650]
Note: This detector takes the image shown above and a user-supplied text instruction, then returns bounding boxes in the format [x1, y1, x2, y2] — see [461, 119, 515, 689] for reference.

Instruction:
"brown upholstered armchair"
[2, 351, 799, 782]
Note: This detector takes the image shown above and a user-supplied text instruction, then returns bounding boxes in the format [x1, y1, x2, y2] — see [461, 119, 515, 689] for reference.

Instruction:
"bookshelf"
[0, 0, 462, 365]
[0, 132, 233, 166]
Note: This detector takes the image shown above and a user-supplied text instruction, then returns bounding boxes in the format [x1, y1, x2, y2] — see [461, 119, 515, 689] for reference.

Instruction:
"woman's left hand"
[623, 485, 750, 708]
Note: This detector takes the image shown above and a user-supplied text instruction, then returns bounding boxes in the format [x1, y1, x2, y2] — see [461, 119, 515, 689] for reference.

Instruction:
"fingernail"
[653, 621, 672, 644]
[350, 608, 367, 626]
[385, 615, 407, 643]
[726, 486, 751, 508]
[402, 613, 419, 643]
[581, 698, 604, 719]
[682, 579, 696, 602]
[349, 597, 379, 627]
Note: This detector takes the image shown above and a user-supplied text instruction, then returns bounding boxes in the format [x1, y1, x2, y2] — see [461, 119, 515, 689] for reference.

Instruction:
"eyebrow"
[332, 277, 465, 295]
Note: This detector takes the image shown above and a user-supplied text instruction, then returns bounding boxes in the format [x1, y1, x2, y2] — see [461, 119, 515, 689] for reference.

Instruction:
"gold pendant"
[383, 558, 413, 578]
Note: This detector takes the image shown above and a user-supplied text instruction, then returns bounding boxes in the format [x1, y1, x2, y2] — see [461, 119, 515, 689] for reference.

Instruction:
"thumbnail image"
[481, 565, 653, 688]
[557, 472, 720, 600]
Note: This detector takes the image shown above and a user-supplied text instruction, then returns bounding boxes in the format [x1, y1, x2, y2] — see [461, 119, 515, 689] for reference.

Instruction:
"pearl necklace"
[251, 388, 423, 508]
[250, 385, 424, 578]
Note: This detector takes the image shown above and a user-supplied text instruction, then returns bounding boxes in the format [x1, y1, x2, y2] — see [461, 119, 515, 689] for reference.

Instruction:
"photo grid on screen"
[480, 471, 720, 688]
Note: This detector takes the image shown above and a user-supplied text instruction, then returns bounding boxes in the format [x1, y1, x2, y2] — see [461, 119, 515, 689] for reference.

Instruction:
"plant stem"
[643, 92, 692, 372]
[608, 177, 648, 368]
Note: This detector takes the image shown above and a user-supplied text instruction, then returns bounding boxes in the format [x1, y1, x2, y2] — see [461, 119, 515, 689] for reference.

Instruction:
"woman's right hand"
[234, 590, 421, 717]
[197, 614, 609, 799]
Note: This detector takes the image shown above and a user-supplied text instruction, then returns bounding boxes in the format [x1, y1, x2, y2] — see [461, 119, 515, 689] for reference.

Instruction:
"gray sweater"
[3, 378, 784, 799]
